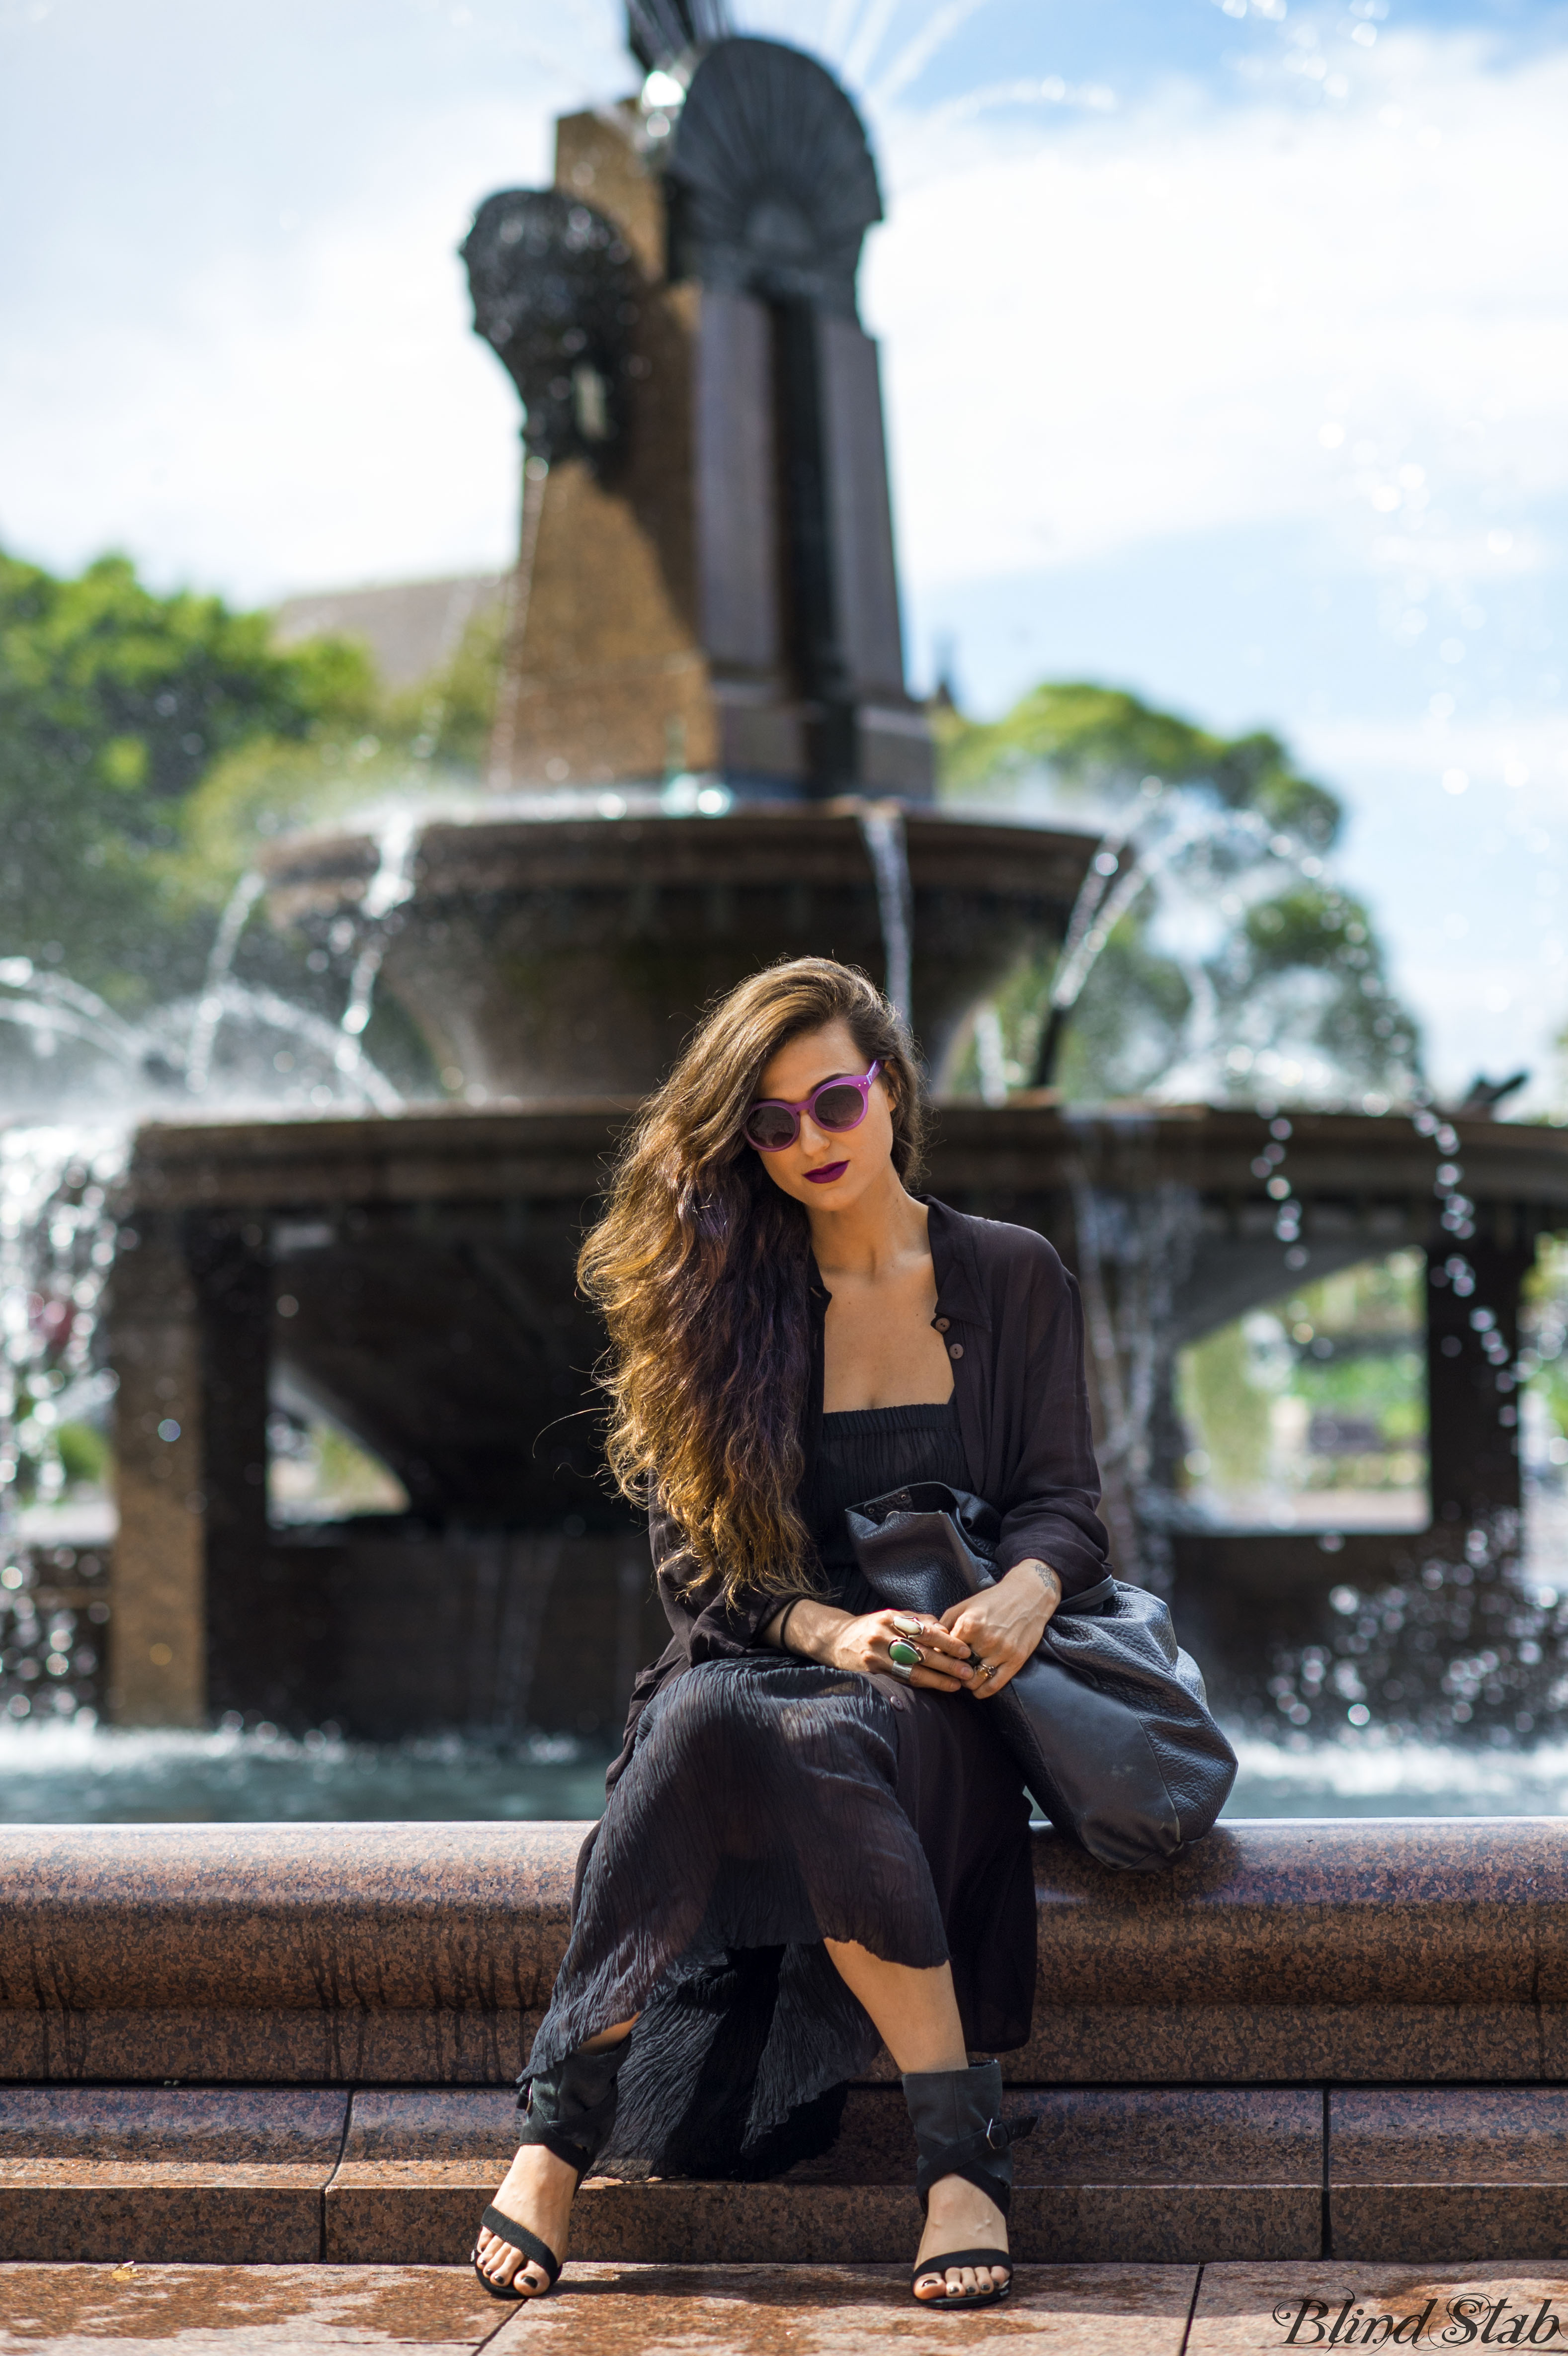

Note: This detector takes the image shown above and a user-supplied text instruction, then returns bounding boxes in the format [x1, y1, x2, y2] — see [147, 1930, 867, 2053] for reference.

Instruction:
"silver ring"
[891, 1613, 924, 1639]
[888, 1658, 914, 1684]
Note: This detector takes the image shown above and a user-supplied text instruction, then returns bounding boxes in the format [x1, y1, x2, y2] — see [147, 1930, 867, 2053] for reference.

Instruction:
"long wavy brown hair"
[578, 957, 927, 1602]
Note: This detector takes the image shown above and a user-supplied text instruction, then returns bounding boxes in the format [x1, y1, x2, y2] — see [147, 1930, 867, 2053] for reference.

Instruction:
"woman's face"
[750, 1018, 898, 1214]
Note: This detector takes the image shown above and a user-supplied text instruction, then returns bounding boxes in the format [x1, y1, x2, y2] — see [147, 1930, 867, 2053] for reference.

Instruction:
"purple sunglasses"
[743, 1061, 882, 1152]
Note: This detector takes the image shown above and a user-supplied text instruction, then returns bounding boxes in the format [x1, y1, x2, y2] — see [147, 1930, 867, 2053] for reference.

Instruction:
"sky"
[2, 0, 1567, 1102]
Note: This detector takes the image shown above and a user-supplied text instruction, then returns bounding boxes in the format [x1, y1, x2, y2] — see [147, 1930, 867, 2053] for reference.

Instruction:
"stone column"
[188, 1219, 272, 1722]
[108, 1213, 271, 1728]
[106, 1214, 206, 1727]
[816, 313, 931, 796]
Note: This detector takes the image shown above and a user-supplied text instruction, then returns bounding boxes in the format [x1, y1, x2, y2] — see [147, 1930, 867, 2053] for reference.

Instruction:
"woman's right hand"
[777, 1599, 974, 1692]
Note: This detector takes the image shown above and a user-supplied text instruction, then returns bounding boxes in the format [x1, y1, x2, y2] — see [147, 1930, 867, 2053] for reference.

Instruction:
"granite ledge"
[6, 1820, 1568, 2093]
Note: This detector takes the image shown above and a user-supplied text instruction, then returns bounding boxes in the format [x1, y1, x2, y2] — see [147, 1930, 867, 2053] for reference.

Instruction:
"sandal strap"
[479, 2205, 561, 2289]
[914, 2114, 1036, 2214]
[911, 2246, 1013, 2288]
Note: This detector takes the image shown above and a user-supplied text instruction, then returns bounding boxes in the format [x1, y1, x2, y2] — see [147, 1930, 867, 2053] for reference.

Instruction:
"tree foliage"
[936, 678, 1421, 1104]
[0, 549, 376, 1002]
[937, 680, 1342, 848]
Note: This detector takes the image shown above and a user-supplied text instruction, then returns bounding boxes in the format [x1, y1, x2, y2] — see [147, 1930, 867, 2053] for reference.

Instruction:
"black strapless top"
[802, 1400, 968, 1606]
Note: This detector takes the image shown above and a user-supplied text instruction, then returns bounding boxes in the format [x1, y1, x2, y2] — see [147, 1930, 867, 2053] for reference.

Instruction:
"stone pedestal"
[484, 99, 931, 799]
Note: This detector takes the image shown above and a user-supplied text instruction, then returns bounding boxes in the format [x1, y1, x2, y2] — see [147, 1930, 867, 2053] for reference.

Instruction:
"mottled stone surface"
[0, 2262, 1199, 2353]
[1021, 1819, 1568, 2084]
[1190, 2262, 1568, 2352]
[327, 2091, 518, 2263]
[498, 2262, 1201, 2351]
[8, 1822, 1568, 2090]
[0, 2091, 347, 2265]
[0, 2089, 347, 2160]
[0, 2263, 510, 2351]
[340, 2089, 520, 2165]
[0, 1824, 576, 2084]
[325, 2086, 1320, 2267]
[1331, 2089, 1568, 2261]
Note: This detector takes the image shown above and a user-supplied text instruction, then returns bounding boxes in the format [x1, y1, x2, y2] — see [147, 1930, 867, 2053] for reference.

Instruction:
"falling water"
[0, 962, 144, 1072]
[184, 870, 268, 1095]
[857, 800, 914, 1029]
[338, 807, 424, 1048]
[0, 1125, 126, 1728]
[1051, 802, 1320, 1036]
[1070, 1172, 1202, 1595]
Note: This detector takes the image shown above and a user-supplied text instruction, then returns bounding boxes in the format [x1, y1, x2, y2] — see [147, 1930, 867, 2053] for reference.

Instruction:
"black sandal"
[903, 2059, 1035, 2310]
[471, 2034, 632, 2301]
[472, 2204, 561, 2300]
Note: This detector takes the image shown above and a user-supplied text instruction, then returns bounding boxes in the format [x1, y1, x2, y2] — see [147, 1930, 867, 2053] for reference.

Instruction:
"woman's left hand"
[940, 1560, 1062, 1700]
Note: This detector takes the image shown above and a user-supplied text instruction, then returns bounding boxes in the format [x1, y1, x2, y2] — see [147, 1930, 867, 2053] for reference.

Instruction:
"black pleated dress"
[524, 1402, 1036, 2181]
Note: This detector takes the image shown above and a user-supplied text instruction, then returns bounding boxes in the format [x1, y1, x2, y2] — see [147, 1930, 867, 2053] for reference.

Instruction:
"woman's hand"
[830, 1607, 977, 1692]
[941, 1560, 1061, 1701]
[769, 1597, 976, 1693]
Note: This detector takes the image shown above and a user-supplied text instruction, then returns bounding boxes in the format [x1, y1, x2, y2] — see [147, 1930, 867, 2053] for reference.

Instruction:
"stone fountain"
[99, 6, 1568, 1751]
[254, 23, 1103, 1100]
[101, 12, 1107, 1738]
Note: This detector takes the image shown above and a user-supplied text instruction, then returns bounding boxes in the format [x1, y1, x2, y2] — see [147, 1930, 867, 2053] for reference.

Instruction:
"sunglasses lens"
[744, 1103, 798, 1151]
[812, 1084, 865, 1131]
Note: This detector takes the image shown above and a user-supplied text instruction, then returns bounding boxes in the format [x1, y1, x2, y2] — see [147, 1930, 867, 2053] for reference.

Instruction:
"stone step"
[328, 2085, 1320, 2267]
[1, 2083, 1314, 2267]
[8, 2081, 1568, 2268]
[0, 2091, 348, 2267]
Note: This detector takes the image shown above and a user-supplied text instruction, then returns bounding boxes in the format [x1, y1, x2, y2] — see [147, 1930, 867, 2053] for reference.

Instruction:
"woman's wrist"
[1014, 1557, 1061, 1603]
[767, 1596, 852, 1666]
[1002, 1558, 1061, 1637]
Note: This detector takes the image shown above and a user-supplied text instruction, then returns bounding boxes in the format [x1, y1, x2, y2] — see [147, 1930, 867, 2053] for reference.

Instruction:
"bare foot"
[474, 2142, 578, 2297]
[912, 2172, 1011, 2303]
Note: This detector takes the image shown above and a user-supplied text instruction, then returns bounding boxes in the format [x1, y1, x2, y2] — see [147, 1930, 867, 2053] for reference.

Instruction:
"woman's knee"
[644, 1665, 793, 1776]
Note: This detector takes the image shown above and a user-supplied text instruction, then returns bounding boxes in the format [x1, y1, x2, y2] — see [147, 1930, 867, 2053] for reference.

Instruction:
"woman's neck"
[807, 1162, 930, 1283]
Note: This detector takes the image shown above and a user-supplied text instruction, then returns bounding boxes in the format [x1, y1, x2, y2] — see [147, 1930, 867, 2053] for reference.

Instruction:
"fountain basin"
[102, 1098, 1568, 1741]
[258, 803, 1104, 1094]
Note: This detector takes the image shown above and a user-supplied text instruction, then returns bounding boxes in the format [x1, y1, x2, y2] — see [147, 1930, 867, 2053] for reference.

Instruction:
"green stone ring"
[888, 1640, 922, 1670]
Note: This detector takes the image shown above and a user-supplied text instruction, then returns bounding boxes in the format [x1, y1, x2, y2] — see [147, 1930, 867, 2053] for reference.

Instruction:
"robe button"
[933, 1316, 950, 1333]
[948, 1341, 964, 1359]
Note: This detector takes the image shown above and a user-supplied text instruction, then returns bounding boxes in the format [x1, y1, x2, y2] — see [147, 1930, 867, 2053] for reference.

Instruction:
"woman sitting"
[474, 955, 1112, 2308]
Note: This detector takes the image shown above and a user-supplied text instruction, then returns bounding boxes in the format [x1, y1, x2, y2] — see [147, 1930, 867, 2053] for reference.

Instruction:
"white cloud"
[4, 7, 1566, 645]
[865, 27, 1568, 592]
[0, 94, 556, 600]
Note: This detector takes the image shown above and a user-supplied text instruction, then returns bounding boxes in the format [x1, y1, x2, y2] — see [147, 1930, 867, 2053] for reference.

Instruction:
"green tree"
[937, 680, 1341, 847]
[0, 548, 375, 1005]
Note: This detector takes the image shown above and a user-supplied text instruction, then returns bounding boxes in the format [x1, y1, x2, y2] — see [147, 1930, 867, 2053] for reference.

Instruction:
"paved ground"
[2, 2261, 1567, 2352]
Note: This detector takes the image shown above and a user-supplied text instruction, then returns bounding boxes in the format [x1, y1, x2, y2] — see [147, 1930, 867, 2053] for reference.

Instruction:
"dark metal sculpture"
[626, 0, 732, 72]
[663, 37, 883, 319]
[459, 190, 638, 469]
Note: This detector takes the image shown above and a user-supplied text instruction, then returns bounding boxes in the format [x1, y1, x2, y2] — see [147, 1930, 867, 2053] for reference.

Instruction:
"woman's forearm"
[761, 1595, 854, 1666]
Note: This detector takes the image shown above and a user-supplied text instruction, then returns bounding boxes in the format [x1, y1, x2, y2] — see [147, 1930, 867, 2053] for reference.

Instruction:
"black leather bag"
[846, 1482, 1237, 1871]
